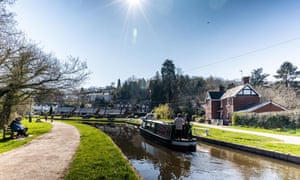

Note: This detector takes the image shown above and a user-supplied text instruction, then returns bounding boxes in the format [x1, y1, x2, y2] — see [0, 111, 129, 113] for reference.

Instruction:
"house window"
[226, 98, 232, 105]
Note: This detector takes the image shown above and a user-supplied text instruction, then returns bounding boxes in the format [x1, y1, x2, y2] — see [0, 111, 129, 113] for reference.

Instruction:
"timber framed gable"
[236, 85, 260, 97]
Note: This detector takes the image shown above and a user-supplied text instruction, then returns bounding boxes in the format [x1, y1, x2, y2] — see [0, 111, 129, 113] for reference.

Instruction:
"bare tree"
[256, 84, 299, 110]
[0, 1, 90, 127]
[0, 42, 89, 127]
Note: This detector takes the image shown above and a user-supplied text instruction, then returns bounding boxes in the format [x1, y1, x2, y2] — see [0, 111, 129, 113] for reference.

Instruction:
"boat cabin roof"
[143, 119, 172, 126]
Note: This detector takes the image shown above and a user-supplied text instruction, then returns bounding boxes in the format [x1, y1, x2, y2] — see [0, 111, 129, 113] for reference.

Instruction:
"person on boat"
[184, 113, 192, 139]
[175, 113, 184, 140]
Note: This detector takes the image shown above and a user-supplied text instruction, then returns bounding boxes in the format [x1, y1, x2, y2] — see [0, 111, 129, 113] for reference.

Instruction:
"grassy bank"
[194, 125, 300, 156]
[64, 121, 140, 180]
[0, 119, 52, 153]
[3, 117, 298, 178]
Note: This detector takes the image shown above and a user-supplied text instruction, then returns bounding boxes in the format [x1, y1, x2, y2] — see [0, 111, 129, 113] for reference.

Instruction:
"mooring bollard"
[205, 128, 209, 136]
[193, 127, 209, 137]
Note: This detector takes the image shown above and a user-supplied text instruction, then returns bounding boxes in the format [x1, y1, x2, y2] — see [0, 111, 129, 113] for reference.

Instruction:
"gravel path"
[0, 121, 80, 180]
[194, 123, 300, 145]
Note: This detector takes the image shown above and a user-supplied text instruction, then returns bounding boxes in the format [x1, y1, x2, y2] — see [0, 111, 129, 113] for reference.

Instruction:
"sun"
[126, 0, 142, 8]
[108, 0, 150, 44]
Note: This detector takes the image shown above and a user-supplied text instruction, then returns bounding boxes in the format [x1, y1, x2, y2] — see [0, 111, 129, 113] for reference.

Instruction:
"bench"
[2, 125, 17, 139]
[36, 118, 42, 122]
[107, 117, 115, 121]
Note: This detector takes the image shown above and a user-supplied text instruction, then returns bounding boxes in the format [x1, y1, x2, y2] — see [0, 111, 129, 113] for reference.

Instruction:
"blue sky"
[11, 0, 300, 87]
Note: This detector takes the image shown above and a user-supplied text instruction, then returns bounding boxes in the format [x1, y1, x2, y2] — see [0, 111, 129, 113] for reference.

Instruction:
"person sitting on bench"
[10, 117, 28, 137]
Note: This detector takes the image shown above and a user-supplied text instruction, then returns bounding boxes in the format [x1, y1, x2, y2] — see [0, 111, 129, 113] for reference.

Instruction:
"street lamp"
[149, 89, 152, 110]
[29, 96, 32, 123]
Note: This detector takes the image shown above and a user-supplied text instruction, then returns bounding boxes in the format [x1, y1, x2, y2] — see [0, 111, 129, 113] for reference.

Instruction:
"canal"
[96, 123, 300, 180]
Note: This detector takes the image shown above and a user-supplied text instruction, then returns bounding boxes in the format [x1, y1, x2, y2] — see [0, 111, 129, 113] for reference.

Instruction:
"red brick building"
[205, 77, 287, 125]
[205, 88, 225, 121]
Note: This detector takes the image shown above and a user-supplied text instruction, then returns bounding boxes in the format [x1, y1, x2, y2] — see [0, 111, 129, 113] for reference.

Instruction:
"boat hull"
[140, 127, 197, 152]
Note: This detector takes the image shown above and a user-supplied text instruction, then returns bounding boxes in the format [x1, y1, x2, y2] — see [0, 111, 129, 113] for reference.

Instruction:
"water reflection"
[96, 123, 300, 180]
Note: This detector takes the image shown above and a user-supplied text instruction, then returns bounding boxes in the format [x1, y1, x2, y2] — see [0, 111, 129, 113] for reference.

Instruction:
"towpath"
[193, 122, 300, 145]
[0, 121, 80, 180]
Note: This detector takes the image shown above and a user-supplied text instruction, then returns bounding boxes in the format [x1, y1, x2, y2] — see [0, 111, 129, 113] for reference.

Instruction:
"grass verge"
[64, 121, 141, 180]
[0, 119, 52, 153]
[194, 125, 300, 156]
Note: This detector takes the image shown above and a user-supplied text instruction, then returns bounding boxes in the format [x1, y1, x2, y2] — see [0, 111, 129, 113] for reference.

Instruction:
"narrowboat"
[140, 119, 197, 152]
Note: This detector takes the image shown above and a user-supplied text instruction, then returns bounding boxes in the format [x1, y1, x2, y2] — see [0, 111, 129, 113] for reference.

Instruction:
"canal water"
[96, 123, 300, 180]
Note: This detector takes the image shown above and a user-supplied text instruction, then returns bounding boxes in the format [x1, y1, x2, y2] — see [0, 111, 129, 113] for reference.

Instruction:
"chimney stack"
[219, 85, 225, 92]
[242, 76, 250, 84]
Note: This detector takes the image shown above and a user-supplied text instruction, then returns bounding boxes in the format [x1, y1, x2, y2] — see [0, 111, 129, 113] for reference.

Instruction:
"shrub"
[153, 103, 173, 119]
[232, 110, 300, 129]
[232, 112, 241, 126]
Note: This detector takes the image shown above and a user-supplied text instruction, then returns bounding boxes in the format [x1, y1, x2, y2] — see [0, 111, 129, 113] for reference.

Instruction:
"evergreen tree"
[274, 61, 297, 87]
[161, 59, 177, 104]
[250, 67, 269, 86]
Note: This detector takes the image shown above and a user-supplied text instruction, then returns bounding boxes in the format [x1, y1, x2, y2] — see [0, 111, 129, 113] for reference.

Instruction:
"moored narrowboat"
[140, 119, 197, 152]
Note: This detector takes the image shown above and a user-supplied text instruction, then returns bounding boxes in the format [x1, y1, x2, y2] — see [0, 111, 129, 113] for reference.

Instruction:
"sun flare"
[109, 0, 150, 45]
[126, 0, 142, 8]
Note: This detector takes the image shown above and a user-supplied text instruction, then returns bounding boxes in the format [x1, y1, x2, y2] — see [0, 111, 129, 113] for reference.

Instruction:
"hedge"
[232, 111, 300, 129]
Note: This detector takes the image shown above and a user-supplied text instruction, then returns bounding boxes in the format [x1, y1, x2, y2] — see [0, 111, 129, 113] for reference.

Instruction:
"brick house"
[205, 87, 225, 121]
[205, 77, 287, 125]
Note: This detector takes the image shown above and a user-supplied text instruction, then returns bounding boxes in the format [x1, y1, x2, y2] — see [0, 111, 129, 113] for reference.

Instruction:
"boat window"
[144, 122, 150, 129]
[151, 123, 155, 129]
